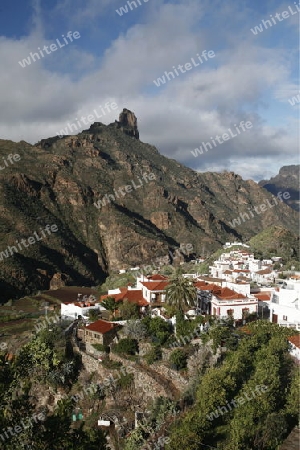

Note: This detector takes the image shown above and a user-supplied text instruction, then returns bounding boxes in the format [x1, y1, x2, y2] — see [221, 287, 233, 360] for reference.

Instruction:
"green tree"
[118, 300, 140, 320]
[88, 309, 100, 321]
[112, 338, 138, 355]
[165, 270, 196, 313]
[142, 316, 173, 345]
[145, 345, 162, 365]
[169, 349, 188, 370]
[123, 320, 147, 341]
[101, 296, 118, 319]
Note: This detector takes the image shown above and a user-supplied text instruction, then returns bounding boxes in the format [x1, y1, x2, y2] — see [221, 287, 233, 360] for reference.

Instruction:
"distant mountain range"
[0, 109, 298, 302]
[259, 165, 300, 211]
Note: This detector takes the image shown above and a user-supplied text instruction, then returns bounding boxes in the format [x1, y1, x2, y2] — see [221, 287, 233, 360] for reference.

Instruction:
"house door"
[272, 313, 278, 323]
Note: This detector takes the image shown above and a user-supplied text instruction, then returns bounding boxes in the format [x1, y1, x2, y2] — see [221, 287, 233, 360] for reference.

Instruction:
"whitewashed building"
[61, 300, 102, 320]
[269, 278, 300, 330]
[210, 287, 258, 320]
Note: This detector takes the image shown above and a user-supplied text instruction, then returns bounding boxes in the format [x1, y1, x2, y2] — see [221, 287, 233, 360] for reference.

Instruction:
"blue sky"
[0, 0, 299, 181]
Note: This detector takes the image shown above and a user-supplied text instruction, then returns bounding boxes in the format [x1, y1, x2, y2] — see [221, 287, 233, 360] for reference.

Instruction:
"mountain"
[0, 109, 298, 302]
[259, 165, 300, 211]
[248, 226, 299, 262]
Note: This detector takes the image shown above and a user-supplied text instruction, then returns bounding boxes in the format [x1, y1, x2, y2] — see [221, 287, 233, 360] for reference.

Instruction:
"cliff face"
[259, 165, 300, 211]
[0, 112, 298, 301]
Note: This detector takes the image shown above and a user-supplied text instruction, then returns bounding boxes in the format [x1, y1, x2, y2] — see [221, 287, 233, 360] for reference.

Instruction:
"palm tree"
[101, 296, 118, 320]
[165, 269, 197, 313]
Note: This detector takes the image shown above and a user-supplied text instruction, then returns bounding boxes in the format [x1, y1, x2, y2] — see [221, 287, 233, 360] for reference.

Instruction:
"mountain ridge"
[259, 165, 300, 211]
[0, 110, 298, 302]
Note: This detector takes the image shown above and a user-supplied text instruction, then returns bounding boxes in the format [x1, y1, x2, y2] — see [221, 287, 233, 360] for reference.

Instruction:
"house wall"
[61, 303, 100, 319]
[84, 327, 118, 347]
[211, 296, 258, 320]
[224, 281, 250, 296]
[269, 303, 300, 329]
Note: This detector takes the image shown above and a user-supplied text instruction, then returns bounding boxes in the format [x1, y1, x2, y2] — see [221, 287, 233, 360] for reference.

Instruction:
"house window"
[283, 315, 287, 321]
[227, 309, 234, 317]
[94, 333, 99, 338]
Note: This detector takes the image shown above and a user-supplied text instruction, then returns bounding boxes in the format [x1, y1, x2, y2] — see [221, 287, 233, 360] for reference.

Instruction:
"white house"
[223, 242, 250, 249]
[269, 278, 300, 330]
[210, 287, 258, 321]
[224, 280, 251, 296]
[61, 300, 102, 320]
[252, 268, 275, 285]
[136, 276, 169, 304]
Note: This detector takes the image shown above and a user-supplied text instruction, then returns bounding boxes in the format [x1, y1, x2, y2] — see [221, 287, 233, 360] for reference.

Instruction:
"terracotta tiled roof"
[213, 287, 247, 300]
[233, 269, 250, 273]
[288, 335, 300, 349]
[85, 319, 118, 334]
[256, 268, 272, 275]
[200, 283, 220, 293]
[141, 281, 169, 291]
[101, 289, 149, 307]
[254, 293, 271, 301]
[223, 270, 233, 274]
[194, 280, 207, 288]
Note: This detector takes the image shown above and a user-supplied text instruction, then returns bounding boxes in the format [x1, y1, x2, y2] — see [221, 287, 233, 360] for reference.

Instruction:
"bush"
[169, 349, 188, 370]
[116, 372, 134, 390]
[92, 343, 109, 353]
[101, 359, 122, 370]
[142, 317, 173, 346]
[112, 338, 138, 355]
[145, 345, 162, 365]
[118, 300, 140, 320]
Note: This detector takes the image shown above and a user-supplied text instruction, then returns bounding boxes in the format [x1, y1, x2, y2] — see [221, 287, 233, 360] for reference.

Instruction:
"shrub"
[101, 359, 122, 370]
[169, 349, 188, 370]
[112, 338, 138, 355]
[142, 317, 173, 346]
[92, 343, 109, 353]
[145, 345, 162, 365]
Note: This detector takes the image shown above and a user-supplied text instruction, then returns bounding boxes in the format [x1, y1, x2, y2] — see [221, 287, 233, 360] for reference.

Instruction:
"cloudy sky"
[0, 0, 299, 181]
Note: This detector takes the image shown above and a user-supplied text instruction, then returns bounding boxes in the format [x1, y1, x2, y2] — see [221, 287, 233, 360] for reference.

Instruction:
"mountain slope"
[259, 165, 300, 211]
[0, 110, 298, 301]
[248, 226, 299, 261]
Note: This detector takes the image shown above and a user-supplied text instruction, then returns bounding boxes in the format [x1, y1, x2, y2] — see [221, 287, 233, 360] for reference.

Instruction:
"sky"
[0, 0, 299, 181]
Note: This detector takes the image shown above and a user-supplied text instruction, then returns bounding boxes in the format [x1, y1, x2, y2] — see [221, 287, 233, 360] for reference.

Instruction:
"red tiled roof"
[254, 293, 271, 301]
[199, 283, 221, 293]
[194, 280, 207, 288]
[288, 335, 300, 349]
[86, 319, 118, 334]
[223, 270, 233, 274]
[101, 289, 149, 307]
[214, 287, 247, 300]
[256, 269, 272, 275]
[233, 269, 250, 273]
[141, 281, 169, 291]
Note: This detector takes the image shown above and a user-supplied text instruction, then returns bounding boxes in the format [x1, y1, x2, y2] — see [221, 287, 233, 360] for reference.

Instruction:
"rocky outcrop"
[259, 165, 300, 211]
[150, 212, 171, 230]
[115, 108, 139, 139]
[49, 273, 67, 290]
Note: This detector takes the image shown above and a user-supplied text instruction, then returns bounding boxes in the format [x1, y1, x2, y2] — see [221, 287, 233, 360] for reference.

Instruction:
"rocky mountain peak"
[115, 108, 139, 139]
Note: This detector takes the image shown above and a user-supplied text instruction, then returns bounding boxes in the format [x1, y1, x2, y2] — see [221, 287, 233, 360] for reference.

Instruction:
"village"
[58, 242, 300, 363]
[1, 242, 299, 449]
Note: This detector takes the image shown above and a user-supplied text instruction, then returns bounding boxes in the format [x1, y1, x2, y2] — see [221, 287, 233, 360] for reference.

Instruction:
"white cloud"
[0, 0, 298, 182]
